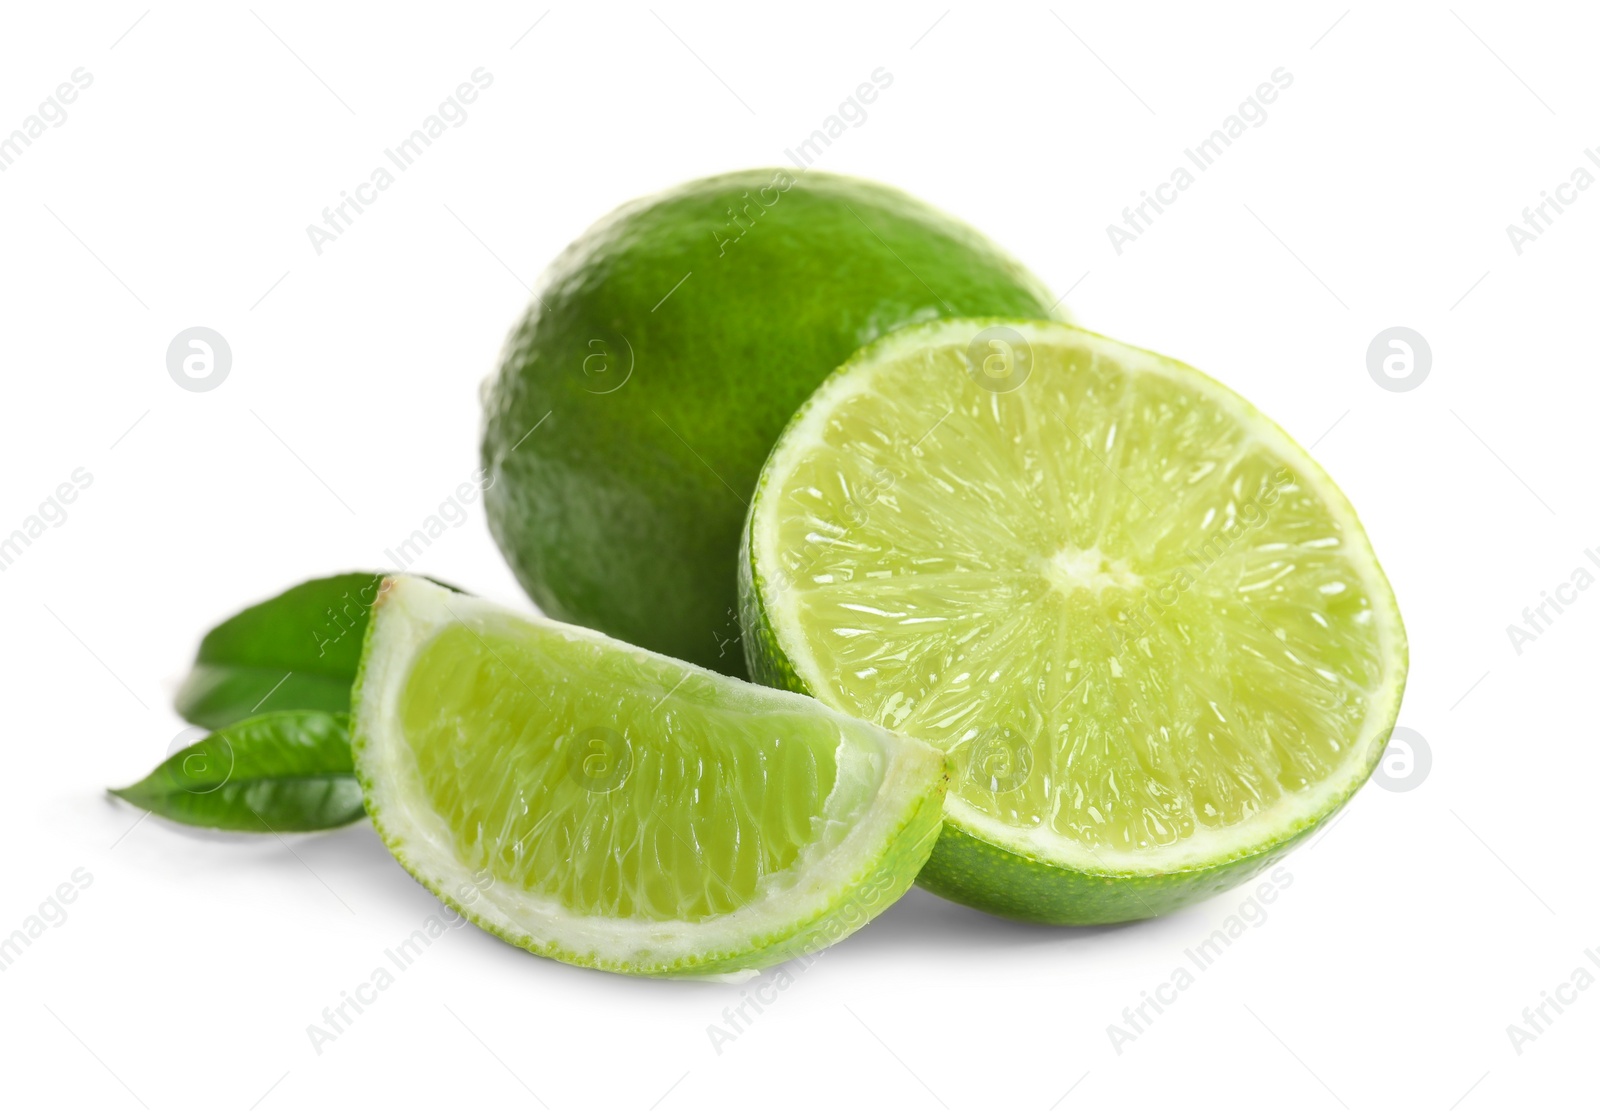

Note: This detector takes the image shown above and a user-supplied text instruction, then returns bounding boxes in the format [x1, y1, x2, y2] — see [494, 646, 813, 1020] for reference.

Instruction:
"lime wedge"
[352, 576, 945, 976]
[741, 319, 1407, 923]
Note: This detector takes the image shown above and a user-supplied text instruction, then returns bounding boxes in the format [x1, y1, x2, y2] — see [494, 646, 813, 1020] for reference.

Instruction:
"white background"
[1, 2, 1592, 1116]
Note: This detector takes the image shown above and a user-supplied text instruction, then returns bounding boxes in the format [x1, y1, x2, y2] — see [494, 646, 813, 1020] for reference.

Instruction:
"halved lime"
[352, 576, 946, 976]
[741, 319, 1407, 923]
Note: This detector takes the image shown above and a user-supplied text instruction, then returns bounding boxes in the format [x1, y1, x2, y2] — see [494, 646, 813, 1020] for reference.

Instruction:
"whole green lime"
[481, 169, 1058, 674]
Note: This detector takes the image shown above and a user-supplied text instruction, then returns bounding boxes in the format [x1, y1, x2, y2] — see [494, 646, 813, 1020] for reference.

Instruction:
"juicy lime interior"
[756, 322, 1400, 865]
[398, 617, 861, 922]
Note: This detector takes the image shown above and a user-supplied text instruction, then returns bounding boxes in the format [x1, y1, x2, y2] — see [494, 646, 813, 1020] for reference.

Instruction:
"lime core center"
[1039, 545, 1141, 599]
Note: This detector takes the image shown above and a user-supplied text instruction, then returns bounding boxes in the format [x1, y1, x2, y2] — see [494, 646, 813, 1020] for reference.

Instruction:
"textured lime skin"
[918, 817, 1303, 924]
[481, 170, 1057, 676]
[738, 321, 1408, 925]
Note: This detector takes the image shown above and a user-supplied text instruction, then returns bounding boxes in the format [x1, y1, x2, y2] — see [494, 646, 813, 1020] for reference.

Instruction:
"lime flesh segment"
[741, 319, 1407, 923]
[353, 576, 946, 976]
[400, 626, 843, 922]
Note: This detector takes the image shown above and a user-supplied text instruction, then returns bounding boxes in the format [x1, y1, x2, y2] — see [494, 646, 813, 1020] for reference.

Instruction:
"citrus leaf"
[110, 710, 364, 832]
[175, 572, 454, 729]
[176, 663, 354, 733]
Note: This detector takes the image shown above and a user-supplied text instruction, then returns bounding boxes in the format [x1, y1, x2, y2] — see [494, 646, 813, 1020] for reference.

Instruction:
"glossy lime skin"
[481, 169, 1057, 675]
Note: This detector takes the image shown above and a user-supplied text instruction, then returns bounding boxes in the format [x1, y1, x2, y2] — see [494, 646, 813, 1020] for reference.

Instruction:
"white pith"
[751, 319, 1407, 876]
[354, 576, 943, 975]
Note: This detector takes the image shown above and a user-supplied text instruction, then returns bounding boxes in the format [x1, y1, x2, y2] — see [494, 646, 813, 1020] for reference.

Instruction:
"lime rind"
[740, 318, 1407, 920]
[914, 818, 1302, 925]
[352, 576, 946, 976]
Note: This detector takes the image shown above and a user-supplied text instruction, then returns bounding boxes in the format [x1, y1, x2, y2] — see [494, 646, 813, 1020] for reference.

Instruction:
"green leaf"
[110, 710, 364, 832]
[175, 572, 403, 729]
[176, 663, 355, 732]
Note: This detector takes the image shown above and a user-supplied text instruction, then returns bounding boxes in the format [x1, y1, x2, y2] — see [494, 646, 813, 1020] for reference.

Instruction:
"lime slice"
[741, 319, 1407, 923]
[352, 576, 945, 976]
